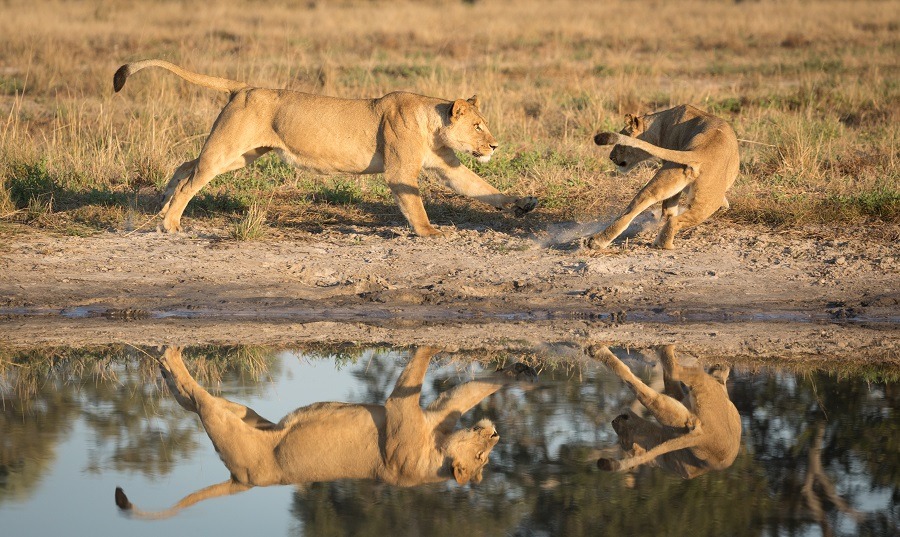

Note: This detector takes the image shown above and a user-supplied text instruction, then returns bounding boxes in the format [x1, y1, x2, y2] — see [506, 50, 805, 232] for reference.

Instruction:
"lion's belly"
[273, 404, 385, 483]
[270, 95, 385, 175]
[275, 147, 383, 175]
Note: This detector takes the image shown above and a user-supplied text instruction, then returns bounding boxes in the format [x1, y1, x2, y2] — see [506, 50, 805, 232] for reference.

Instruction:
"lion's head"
[440, 95, 498, 163]
[444, 418, 500, 485]
[608, 113, 653, 173]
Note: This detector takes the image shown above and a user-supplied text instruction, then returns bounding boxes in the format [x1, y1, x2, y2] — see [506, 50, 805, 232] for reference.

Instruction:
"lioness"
[113, 59, 537, 236]
[589, 345, 741, 478]
[586, 105, 739, 250]
[115, 346, 536, 519]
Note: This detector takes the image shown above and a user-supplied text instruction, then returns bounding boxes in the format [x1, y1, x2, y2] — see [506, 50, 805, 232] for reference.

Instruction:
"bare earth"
[1, 220, 898, 364]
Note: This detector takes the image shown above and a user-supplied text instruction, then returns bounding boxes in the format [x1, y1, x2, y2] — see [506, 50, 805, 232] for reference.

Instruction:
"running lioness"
[113, 59, 537, 236]
[114, 346, 536, 519]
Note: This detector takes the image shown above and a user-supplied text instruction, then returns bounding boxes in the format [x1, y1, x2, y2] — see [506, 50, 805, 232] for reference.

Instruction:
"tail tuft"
[113, 65, 129, 92]
[594, 132, 618, 146]
[597, 458, 619, 471]
[115, 487, 133, 510]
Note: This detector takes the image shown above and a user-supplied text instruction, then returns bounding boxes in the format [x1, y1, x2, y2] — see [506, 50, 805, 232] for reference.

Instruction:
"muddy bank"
[1, 222, 897, 363]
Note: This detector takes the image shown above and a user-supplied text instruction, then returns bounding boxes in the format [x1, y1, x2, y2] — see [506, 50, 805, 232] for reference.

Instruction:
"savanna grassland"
[0, 0, 897, 238]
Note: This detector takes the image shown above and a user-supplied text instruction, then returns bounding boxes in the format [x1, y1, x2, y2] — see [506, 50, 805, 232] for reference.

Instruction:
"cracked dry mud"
[1, 220, 897, 364]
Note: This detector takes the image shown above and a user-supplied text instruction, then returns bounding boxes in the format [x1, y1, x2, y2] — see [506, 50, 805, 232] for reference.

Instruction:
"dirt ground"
[1, 219, 898, 364]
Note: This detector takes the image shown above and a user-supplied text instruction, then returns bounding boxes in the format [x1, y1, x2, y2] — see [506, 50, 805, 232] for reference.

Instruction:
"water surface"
[0, 344, 896, 536]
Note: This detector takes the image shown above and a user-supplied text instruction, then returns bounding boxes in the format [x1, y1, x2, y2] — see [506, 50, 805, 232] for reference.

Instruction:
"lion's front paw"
[512, 196, 538, 217]
[414, 225, 447, 238]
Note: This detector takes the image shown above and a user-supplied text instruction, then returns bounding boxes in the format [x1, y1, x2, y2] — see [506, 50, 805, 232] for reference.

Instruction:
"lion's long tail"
[115, 481, 251, 520]
[595, 132, 701, 172]
[113, 59, 249, 94]
[597, 429, 703, 472]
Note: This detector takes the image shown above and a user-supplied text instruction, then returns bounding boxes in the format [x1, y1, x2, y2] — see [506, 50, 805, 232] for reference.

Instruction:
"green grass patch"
[824, 186, 900, 222]
[189, 191, 251, 216]
[312, 178, 365, 205]
[5, 160, 56, 208]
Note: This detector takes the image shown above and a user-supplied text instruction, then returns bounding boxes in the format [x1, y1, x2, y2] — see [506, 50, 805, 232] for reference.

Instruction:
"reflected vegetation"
[0, 343, 897, 536]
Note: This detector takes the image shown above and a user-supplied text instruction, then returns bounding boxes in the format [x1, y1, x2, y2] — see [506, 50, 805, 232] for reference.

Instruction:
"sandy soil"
[1, 220, 897, 363]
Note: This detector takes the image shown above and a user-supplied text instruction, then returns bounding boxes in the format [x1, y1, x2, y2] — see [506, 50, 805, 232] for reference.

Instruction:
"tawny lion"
[587, 105, 739, 250]
[589, 345, 741, 478]
[114, 346, 536, 519]
[113, 59, 537, 236]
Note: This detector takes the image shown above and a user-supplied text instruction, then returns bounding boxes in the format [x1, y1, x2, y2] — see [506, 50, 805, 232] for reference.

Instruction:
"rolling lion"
[114, 346, 536, 519]
[113, 59, 537, 236]
[586, 104, 739, 250]
[589, 345, 741, 479]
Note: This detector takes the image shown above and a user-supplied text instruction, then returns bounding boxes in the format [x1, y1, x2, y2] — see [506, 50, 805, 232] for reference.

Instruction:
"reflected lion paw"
[498, 362, 538, 382]
[597, 458, 618, 471]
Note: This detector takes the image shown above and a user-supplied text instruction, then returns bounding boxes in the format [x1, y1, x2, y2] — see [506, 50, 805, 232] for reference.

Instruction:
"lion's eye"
[474, 123, 482, 131]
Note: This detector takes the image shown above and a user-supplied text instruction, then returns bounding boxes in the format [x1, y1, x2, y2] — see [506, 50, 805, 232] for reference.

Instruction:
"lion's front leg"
[432, 162, 537, 216]
[384, 154, 443, 237]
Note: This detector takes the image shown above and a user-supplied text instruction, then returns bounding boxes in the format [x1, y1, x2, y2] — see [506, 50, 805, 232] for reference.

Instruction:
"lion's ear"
[466, 94, 481, 109]
[625, 114, 645, 131]
[452, 460, 471, 485]
[708, 364, 731, 385]
[450, 99, 470, 122]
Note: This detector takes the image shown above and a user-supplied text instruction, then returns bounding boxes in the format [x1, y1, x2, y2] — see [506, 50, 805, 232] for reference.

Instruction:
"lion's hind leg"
[157, 347, 201, 413]
[653, 202, 719, 250]
[654, 183, 725, 249]
[159, 140, 271, 233]
[159, 159, 198, 226]
[590, 346, 695, 431]
[157, 347, 279, 483]
[586, 165, 690, 250]
[599, 429, 703, 472]
[157, 347, 275, 429]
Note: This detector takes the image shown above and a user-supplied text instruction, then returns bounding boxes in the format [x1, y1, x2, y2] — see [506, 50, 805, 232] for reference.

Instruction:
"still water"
[0, 344, 897, 536]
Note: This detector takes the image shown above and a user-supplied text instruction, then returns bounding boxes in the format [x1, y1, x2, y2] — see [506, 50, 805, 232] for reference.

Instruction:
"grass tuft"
[229, 200, 269, 241]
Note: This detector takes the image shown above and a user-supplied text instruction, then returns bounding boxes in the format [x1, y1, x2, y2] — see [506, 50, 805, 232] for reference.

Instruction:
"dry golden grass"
[0, 0, 897, 236]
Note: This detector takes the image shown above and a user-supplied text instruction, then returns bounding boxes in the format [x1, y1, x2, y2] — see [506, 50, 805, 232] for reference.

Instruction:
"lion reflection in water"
[590, 345, 741, 479]
[115, 346, 535, 519]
